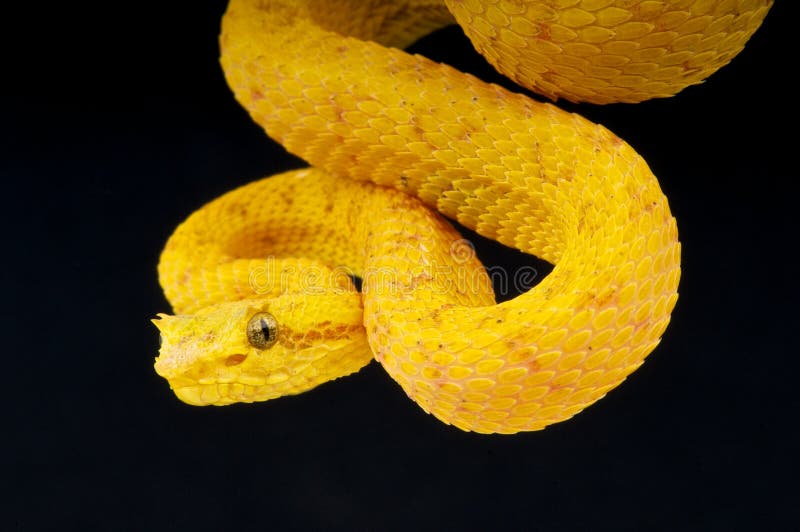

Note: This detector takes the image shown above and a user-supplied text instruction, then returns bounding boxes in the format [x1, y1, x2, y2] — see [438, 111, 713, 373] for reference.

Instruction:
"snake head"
[152, 292, 371, 406]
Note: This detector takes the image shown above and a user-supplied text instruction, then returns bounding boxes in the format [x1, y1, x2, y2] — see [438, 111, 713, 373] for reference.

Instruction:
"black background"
[4, 1, 798, 529]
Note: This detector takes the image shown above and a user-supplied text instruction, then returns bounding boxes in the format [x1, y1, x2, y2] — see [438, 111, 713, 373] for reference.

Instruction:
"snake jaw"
[153, 302, 271, 400]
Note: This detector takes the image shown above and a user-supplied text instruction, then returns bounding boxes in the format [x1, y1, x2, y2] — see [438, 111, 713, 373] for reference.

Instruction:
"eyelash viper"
[154, 0, 771, 433]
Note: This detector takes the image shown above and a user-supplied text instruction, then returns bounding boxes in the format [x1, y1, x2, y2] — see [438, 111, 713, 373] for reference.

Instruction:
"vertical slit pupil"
[247, 312, 278, 349]
[260, 318, 272, 341]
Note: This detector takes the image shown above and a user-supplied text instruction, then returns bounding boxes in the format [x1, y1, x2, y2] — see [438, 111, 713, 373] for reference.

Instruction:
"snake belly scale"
[154, 0, 770, 433]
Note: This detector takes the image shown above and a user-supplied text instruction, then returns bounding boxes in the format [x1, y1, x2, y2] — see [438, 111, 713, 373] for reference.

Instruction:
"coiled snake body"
[154, 0, 770, 433]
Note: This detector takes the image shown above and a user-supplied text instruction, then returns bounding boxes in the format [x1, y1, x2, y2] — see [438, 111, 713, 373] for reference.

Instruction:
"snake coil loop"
[154, 0, 771, 433]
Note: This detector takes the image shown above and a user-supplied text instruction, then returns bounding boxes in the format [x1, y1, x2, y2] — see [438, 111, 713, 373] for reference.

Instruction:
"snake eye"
[246, 312, 279, 349]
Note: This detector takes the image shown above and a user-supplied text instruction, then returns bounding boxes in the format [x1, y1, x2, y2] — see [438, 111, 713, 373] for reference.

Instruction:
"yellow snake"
[153, 0, 771, 434]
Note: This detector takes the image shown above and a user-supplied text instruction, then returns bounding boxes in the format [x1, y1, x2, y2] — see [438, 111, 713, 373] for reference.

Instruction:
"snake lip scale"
[154, 0, 771, 434]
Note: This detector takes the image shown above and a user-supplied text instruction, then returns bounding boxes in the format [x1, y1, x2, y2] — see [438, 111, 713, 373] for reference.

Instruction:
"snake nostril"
[225, 354, 247, 366]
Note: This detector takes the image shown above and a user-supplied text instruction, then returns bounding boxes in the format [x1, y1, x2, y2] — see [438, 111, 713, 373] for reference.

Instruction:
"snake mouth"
[172, 381, 280, 406]
[170, 367, 335, 406]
